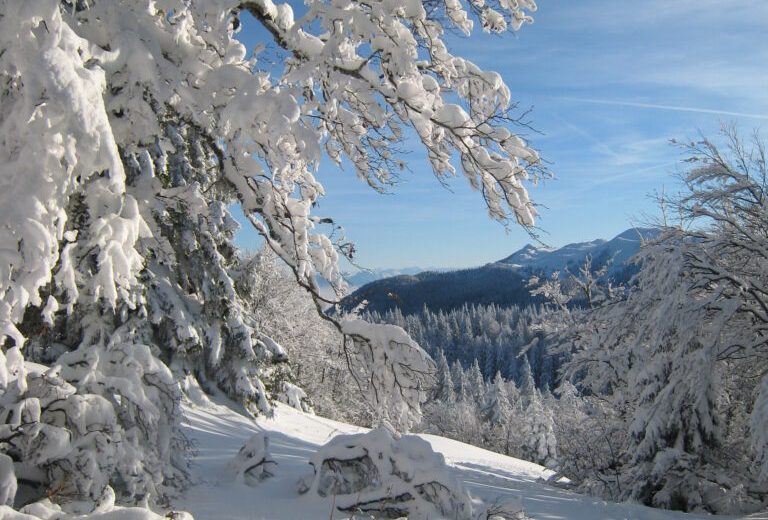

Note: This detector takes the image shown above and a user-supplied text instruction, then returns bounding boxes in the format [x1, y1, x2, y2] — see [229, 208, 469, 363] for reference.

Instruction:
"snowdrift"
[175, 395, 742, 520]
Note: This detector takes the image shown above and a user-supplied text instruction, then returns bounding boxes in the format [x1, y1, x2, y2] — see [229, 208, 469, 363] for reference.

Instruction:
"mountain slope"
[497, 227, 658, 274]
[336, 263, 531, 315]
[174, 395, 740, 520]
[337, 228, 658, 315]
[343, 267, 435, 288]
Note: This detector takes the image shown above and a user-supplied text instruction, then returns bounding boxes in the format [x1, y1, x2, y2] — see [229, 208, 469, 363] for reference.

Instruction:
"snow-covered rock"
[299, 426, 474, 520]
[224, 433, 277, 486]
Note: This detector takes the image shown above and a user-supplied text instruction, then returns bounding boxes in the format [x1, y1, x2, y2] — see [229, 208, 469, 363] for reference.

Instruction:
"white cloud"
[555, 96, 768, 120]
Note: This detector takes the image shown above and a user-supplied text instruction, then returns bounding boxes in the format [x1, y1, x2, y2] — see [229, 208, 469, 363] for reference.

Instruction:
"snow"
[299, 426, 473, 519]
[0, 454, 17, 507]
[175, 398, 744, 520]
[497, 227, 659, 274]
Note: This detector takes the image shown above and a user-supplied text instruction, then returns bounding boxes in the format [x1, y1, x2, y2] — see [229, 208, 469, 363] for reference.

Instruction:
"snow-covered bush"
[277, 382, 312, 413]
[0, 354, 184, 509]
[298, 427, 474, 520]
[224, 433, 276, 486]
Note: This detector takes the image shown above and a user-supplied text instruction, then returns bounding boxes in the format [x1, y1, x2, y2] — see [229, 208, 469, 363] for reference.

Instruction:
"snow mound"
[224, 433, 277, 486]
[298, 426, 473, 519]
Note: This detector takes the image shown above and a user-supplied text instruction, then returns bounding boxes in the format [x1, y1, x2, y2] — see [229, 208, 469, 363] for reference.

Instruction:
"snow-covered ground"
[175, 396, 754, 520]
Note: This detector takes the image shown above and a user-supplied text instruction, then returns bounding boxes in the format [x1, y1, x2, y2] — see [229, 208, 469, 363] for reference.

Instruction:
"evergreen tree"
[468, 359, 486, 404]
[522, 389, 558, 467]
[433, 350, 456, 403]
[518, 355, 536, 406]
[506, 379, 524, 414]
[483, 371, 512, 427]
[451, 361, 466, 401]
[457, 368, 472, 404]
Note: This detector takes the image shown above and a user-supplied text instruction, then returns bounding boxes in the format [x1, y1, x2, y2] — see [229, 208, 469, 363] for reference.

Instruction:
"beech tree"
[543, 129, 768, 514]
[0, 0, 541, 516]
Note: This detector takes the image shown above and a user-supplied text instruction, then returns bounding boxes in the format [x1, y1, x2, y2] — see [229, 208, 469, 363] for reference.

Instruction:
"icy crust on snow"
[299, 426, 474, 519]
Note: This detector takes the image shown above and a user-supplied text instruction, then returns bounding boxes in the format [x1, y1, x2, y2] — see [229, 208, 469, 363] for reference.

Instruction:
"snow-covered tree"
[468, 359, 486, 404]
[482, 371, 512, 428]
[547, 129, 768, 513]
[0, 0, 542, 514]
[519, 388, 557, 467]
[433, 350, 456, 404]
[238, 247, 370, 423]
[518, 355, 536, 405]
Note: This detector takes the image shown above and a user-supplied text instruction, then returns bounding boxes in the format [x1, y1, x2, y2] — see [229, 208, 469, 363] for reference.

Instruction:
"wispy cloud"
[554, 96, 768, 120]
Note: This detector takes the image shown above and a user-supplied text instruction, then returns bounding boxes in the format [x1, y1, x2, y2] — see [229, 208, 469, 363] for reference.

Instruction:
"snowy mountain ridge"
[337, 228, 659, 315]
[496, 227, 659, 274]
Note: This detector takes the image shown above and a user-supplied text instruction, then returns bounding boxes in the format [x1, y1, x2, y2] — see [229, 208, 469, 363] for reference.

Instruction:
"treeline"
[364, 304, 561, 390]
[362, 304, 564, 468]
[424, 350, 558, 467]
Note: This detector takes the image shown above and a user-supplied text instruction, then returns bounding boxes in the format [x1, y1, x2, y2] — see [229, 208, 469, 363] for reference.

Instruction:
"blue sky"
[234, 0, 768, 269]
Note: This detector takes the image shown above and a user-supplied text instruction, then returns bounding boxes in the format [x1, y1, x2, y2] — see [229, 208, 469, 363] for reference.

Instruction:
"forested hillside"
[339, 265, 532, 315]
[365, 304, 556, 389]
[337, 227, 655, 315]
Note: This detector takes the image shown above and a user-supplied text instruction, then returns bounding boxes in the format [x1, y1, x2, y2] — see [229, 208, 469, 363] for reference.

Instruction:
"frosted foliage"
[340, 320, 434, 431]
[299, 427, 474, 520]
[0, 348, 182, 501]
[0, 0, 539, 402]
[0, 0, 540, 515]
[0, 1, 143, 353]
[552, 132, 768, 514]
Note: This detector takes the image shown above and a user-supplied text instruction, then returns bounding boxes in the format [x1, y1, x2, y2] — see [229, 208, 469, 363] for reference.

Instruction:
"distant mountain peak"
[496, 227, 658, 274]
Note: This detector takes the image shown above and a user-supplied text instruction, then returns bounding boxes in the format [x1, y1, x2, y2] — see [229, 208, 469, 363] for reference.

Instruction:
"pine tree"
[518, 355, 536, 406]
[468, 359, 486, 404]
[522, 388, 557, 467]
[451, 361, 466, 401]
[433, 350, 456, 403]
[483, 371, 512, 427]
